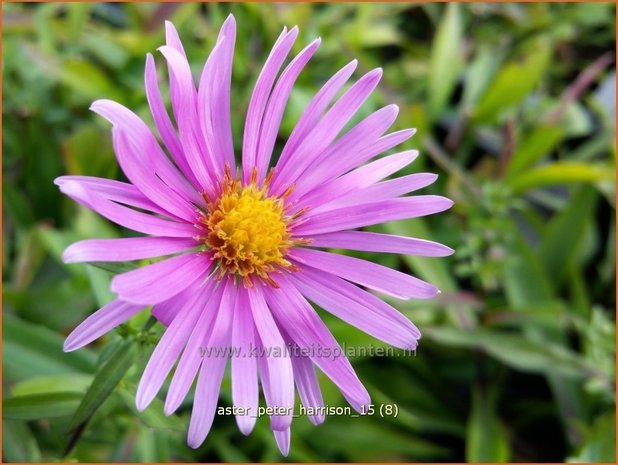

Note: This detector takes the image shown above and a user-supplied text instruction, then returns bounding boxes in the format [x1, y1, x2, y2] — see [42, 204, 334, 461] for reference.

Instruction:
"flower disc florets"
[199, 168, 298, 285]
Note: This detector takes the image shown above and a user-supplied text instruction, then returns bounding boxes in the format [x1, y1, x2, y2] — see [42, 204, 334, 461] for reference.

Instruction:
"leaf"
[3, 313, 96, 381]
[568, 411, 616, 462]
[67, 341, 136, 432]
[117, 389, 186, 432]
[473, 37, 551, 123]
[507, 162, 615, 193]
[423, 327, 594, 379]
[507, 124, 564, 175]
[428, 3, 463, 118]
[86, 264, 116, 307]
[12, 374, 94, 397]
[462, 46, 499, 108]
[3, 392, 83, 420]
[2, 420, 42, 462]
[537, 186, 597, 281]
[466, 387, 510, 462]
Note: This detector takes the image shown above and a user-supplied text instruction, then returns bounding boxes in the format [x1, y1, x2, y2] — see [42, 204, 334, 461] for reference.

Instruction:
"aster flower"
[56, 15, 453, 455]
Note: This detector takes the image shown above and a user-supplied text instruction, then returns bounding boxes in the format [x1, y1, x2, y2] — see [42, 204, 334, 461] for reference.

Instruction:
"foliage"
[2, 2, 616, 462]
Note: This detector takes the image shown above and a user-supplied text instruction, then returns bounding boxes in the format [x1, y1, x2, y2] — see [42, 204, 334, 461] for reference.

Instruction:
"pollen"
[199, 169, 298, 285]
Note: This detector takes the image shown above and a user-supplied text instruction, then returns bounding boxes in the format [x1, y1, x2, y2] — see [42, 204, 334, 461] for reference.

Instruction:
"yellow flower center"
[200, 169, 298, 285]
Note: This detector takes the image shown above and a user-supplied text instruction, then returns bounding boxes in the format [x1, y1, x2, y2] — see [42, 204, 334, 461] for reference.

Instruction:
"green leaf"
[3, 314, 96, 381]
[537, 186, 597, 281]
[12, 374, 94, 397]
[117, 389, 186, 432]
[473, 37, 551, 123]
[428, 3, 463, 118]
[2, 420, 42, 462]
[462, 46, 499, 108]
[423, 327, 594, 379]
[507, 125, 564, 175]
[466, 387, 510, 462]
[3, 392, 82, 420]
[568, 411, 616, 462]
[68, 341, 137, 432]
[507, 162, 615, 193]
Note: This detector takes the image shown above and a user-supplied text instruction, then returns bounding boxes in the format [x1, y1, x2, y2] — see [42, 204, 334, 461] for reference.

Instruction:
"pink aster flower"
[57, 15, 453, 454]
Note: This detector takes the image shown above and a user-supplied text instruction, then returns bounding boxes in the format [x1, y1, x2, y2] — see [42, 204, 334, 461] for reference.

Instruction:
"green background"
[2, 2, 616, 462]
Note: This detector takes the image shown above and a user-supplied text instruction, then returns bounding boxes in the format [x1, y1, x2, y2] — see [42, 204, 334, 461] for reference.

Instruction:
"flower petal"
[263, 276, 370, 412]
[136, 286, 206, 411]
[164, 280, 224, 415]
[253, 38, 321, 182]
[111, 252, 213, 305]
[287, 115, 408, 202]
[158, 45, 218, 192]
[273, 428, 291, 457]
[313, 173, 438, 213]
[145, 53, 200, 189]
[230, 285, 259, 435]
[276, 59, 357, 174]
[242, 27, 299, 184]
[306, 231, 454, 257]
[63, 300, 145, 352]
[271, 69, 383, 195]
[113, 129, 196, 221]
[290, 248, 438, 300]
[90, 99, 200, 206]
[290, 266, 420, 349]
[283, 333, 325, 425]
[248, 286, 294, 431]
[151, 287, 195, 327]
[187, 279, 235, 449]
[58, 181, 196, 238]
[62, 237, 198, 263]
[298, 150, 418, 208]
[54, 175, 168, 215]
[197, 14, 237, 174]
[292, 196, 454, 236]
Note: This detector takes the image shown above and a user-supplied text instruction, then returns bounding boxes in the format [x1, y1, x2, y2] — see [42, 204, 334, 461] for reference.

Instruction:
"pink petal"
[247, 286, 294, 431]
[271, 69, 383, 195]
[306, 230, 454, 257]
[163, 280, 224, 415]
[158, 45, 217, 192]
[313, 173, 438, 213]
[292, 128, 417, 204]
[230, 285, 258, 435]
[284, 334, 325, 425]
[276, 59, 357, 174]
[113, 129, 196, 221]
[263, 276, 370, 412]
[273, 428, 291, 456]
[90, 100, 200, 206]
[58, 181, 196, 238]
[290, 248, 438, 300]
[253, 38, 321, 182]
[136, 286, 206, 411]
[145, 53, 200, 189]
[54, 176, 168, 216]
[198, 15, 236, 174]
[151, 287, 195, 327]
[111, 252, 213, 305]
[298, 150, 418, 208]
[242, 27, 299, 184]
[292, 196, 454, 236]
[187, 279, 236, 448]
[62, 237, 198, 263]
[63, 300, 145, 352]
[290, 267, 420, 349]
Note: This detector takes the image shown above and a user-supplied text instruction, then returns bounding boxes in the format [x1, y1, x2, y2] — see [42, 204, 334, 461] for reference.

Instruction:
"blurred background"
[2, 2, 616, 463]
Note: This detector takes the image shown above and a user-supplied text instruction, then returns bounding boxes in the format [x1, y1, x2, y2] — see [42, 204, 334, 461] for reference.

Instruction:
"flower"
[56, 15, 453, 455]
